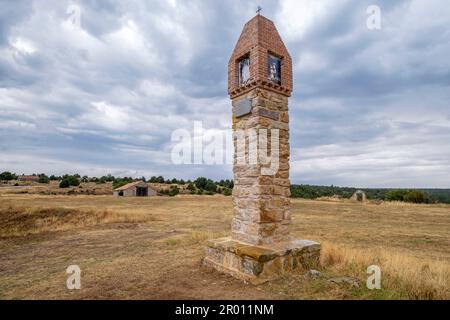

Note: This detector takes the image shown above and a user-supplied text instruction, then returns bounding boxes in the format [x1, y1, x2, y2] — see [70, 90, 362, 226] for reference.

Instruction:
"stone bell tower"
[204, 14, 320, 284]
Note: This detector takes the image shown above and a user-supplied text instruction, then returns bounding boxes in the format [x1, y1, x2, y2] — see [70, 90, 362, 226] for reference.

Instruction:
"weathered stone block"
[203, 237, 321, 284]
[256, 108, 279, 121]
[280, 112, 289, 123]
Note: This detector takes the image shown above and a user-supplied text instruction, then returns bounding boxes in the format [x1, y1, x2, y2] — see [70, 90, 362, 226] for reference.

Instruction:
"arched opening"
[357, 192, 363, 201]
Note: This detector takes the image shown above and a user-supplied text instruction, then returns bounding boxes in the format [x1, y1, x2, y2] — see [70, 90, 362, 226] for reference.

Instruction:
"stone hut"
[18, 175, 39, 182]
[113, 181, 156, 197]
[351, 190, 367, 202]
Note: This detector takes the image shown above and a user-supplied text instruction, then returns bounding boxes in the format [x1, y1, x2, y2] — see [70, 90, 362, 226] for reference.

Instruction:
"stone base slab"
[203, 237, 321, 284]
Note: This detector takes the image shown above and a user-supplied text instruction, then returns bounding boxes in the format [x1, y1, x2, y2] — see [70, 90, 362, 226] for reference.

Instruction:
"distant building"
[18, 175, 39, 182]
[113, 181, 157, 197]
[351, 190, 367, 202]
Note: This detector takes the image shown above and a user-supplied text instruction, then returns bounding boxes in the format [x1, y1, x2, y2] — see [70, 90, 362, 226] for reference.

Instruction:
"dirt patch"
[0, 195, 449, 299]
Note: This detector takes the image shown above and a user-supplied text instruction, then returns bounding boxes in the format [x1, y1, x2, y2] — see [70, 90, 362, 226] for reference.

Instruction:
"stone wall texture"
[231, 88, 291, 245]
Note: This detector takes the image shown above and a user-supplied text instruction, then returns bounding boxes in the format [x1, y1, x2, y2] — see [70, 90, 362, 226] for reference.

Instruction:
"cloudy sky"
[1, 0, 449, 188]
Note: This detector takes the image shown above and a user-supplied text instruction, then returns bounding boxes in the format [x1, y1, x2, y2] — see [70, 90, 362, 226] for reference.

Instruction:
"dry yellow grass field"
[0, 193, 449, 300]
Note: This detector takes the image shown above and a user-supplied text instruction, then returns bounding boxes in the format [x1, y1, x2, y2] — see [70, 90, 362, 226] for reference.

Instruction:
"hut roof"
[114, 181, 147, 191]
[18, 175, 39, 181]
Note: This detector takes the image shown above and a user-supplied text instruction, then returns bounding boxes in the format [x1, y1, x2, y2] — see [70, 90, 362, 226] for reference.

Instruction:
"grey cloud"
[0, 0, 449, 187]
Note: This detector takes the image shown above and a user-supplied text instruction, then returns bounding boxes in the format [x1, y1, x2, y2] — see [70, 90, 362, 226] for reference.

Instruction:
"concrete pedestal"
[203, 237, 321, 284]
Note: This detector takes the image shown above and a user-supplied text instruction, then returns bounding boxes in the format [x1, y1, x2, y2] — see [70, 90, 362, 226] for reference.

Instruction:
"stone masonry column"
[231, 89, 291, 246]
[204, 14, 320, 284]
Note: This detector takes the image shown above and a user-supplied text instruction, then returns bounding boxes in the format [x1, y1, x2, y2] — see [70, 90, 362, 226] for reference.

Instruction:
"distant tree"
[81, 176, 89, 183]
[171, 178, 178, 184]
[49, 175, 60, 181]
[59, 179, 70, 188]
[179, 179, 186, 185]
[156, 176, 165, 183]
[223, 188, 232, 196]
[194, 177, 208, 190]
[0, 172, 16, 181]
[99, 175, 115, 183]
[386, 189, 410, 202]
[291, 184, 356, 199]
[204, 180, 217, 193]
[38, 174, 49, 184]
[59, 175, 80, 186]
[169, 186, 180, 197]
[113, 178, 133, 189]
[404, 190, 427, 204]
[67, 176, 80, 186]
[187, 183, 196, 191]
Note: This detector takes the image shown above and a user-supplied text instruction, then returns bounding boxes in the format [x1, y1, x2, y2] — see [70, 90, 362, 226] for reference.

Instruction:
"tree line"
[290, 184, 450, 204]
[1, 171, 449, 203]
[0, 171, 233, 196]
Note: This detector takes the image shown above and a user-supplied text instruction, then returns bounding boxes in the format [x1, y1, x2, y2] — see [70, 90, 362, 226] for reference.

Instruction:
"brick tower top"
[228, 14, 293, 99]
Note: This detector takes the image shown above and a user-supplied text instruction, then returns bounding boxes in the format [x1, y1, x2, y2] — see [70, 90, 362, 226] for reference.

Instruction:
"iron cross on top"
[256, 6, 262, 15]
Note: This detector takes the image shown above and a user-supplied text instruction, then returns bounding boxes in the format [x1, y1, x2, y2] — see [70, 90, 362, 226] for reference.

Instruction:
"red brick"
[228, 15, 293, 99]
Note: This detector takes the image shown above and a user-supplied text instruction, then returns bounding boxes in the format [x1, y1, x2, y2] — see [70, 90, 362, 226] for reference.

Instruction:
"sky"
[0, 0, 449, 188]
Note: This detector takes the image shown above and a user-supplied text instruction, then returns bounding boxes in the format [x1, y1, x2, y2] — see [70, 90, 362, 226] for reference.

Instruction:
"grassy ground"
[0, 181, 113, 195]
[0, 194, 448, 300]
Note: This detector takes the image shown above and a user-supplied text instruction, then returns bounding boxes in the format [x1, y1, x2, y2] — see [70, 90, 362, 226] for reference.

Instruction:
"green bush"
[38, 174, 49, 184]
[204, 180, 217, 193]
[386, 189, 410, 201]
[223, 188, 232, 196]
[113, 178, 133, 189]
[218, 179, 234, 189]
[194, 177, 208, 190]
[156, 176, 165, 183]
[169, 186, 179, 197]
[404, 190, 427, 203]
[385, 189, 428, 203]
[0, 172, 17, 181]
[59, 180, 70, 188]
[67, 176, 80, 186]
